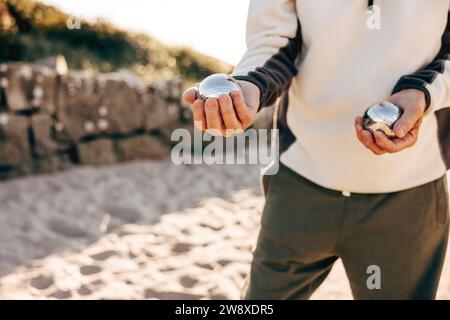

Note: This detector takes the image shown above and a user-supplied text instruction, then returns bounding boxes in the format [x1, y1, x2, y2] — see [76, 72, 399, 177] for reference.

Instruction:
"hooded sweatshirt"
[232, 0, 450, 193]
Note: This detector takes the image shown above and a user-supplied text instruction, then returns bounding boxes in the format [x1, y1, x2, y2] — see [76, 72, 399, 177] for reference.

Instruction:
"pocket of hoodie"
[434, 177, 449, 227]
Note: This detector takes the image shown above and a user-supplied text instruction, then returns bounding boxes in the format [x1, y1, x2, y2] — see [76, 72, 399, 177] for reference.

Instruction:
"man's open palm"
[355, 89, 426, 155]
[183, 80, 260, 136]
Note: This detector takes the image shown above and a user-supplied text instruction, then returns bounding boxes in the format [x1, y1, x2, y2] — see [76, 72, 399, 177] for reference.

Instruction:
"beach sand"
[0, 160, 449, 299]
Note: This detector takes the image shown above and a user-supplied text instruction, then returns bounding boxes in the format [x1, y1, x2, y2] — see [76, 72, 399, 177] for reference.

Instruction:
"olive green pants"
[243, 163, 449, 300]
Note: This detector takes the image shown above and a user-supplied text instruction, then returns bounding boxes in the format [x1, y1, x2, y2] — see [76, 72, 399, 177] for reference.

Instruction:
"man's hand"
[355, 89, 426, 155]
[182, 80, 260, 136]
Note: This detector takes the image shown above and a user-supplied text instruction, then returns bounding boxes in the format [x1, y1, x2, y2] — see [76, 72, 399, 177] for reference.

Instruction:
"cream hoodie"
[233, 0, 450, 193]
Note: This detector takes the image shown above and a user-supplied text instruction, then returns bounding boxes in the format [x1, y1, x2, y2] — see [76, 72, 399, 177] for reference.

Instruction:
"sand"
[0, 160, 449, 299]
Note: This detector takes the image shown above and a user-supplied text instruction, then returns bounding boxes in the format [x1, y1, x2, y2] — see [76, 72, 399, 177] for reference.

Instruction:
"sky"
[41, 0, 250, 65]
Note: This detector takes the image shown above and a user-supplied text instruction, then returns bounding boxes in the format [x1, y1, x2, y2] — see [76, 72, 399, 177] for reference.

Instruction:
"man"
[183, 0, 450, 299]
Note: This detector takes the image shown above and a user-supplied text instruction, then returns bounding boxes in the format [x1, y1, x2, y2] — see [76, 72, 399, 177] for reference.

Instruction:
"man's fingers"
[373, 132, 399, 153]
[204, 98, 224, 135]
[218, 94, 242, 131]
[393, 106, 422, 138]
[192, 99, 206, 131]
[355, 117, 367, 144]
[231, 91, 252, 127]
[375, 117, 421, 152]
[183, 87, 198, 105]
[354, 117, 385, 155]
[390, 127, 419, 151]
[360, 130, 386, 155]
[373, 126, 419, 153]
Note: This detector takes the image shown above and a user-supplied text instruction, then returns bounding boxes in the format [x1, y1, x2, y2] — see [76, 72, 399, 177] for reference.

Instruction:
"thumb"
[183, 87, 198, 105]
[393, 107, 421, 138]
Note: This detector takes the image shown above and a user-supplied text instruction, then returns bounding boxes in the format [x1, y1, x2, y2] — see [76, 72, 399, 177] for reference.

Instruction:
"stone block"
[77, 139, 116, 165]
[115, 135, 170, 161]
[30, 114, 60, 157]
[58, 72, 104, 141]
[0, 166, 23, 180]
[0, 114, 31, 169]
[98, 77, 145, 134]
[144, 94, 180, 131]
[33, 154, 73, 175]
[0, 63, 57, 113]
[150, 78, 183, 101]
[59, 73, 145, 140]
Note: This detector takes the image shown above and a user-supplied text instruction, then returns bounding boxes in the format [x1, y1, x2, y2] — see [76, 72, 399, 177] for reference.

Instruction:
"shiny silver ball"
[362, 101, 403, 138]
[197, 74, 241, 100]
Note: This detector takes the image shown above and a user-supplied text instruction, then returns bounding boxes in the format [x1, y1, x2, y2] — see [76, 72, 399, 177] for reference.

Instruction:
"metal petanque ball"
[197, 74, 241, 101]
[362, 101, 403, 138]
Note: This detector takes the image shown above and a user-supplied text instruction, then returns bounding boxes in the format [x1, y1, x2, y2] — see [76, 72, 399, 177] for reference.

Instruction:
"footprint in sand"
[128, 251, 138, 259]
[90, 250, 119, 261]
[80, 265, 102, 276]
[180, 276, 199, 288]
[48, 289, 72, 299]
[171, 242, 192, 254]
[77, 285, 93, 296]
[199, 222, 223, 231]
[159, 266, 176, 272]
[89, 278, 106, 290]
[30, 274, 55, 290]
[208, 287, 229, 300]
[210, 293, 228, 300]
[144, 289, 203, 300]
[217, 259, 232, 267]
[195, 262, 214, 270]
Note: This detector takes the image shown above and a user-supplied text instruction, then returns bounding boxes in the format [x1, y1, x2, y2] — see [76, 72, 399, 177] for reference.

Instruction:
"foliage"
[0, 0, 232, 82]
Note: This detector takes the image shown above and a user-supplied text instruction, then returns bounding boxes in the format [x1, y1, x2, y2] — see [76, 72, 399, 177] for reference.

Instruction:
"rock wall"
[0, 62, 193, 179]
